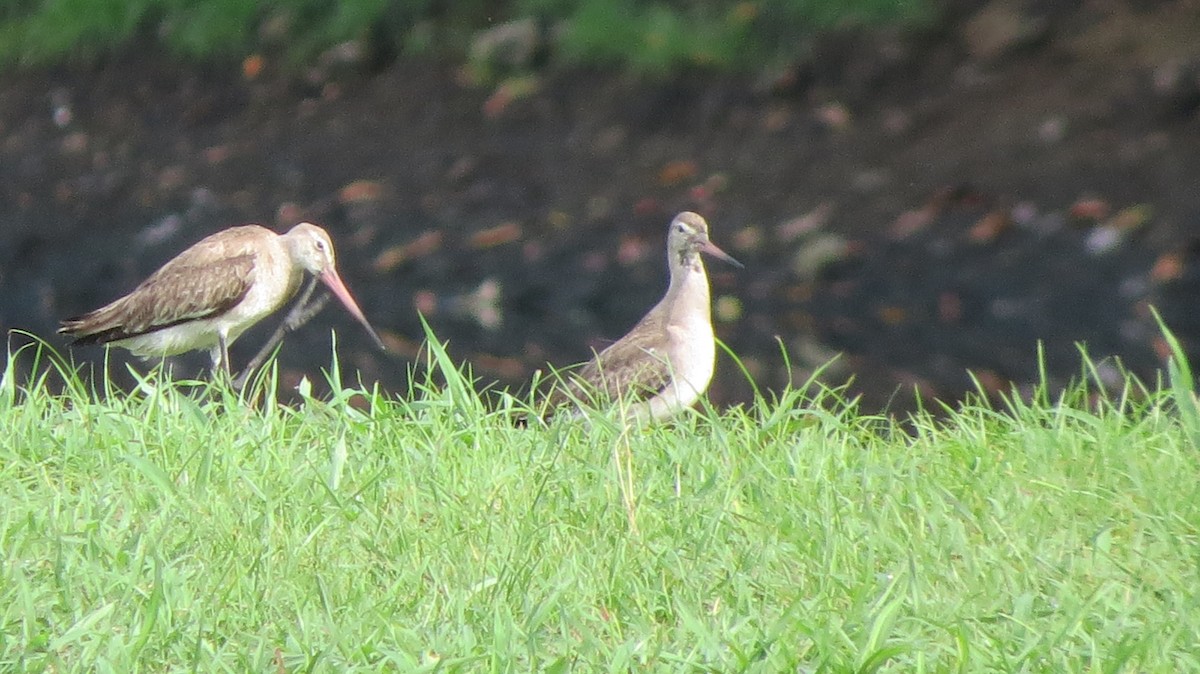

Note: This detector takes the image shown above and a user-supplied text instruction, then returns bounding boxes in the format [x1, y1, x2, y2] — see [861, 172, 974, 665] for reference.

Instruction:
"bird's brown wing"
[60, 252, 257, 344]
[545, 311, 672, 410]
[577, 332, 672, 401]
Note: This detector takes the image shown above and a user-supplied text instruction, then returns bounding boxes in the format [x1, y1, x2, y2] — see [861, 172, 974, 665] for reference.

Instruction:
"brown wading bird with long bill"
[59, 222, 385, 377]
[545, 211, 742, 422]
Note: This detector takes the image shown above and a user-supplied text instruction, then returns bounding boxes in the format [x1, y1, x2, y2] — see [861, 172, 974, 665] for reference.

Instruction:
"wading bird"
[547, 211, 742, 421]
[59, 222, 385, 376]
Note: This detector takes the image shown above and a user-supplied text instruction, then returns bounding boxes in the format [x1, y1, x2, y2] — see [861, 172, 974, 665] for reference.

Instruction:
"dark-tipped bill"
[320, 269, 388, 351]
[700, 240, 744, 269]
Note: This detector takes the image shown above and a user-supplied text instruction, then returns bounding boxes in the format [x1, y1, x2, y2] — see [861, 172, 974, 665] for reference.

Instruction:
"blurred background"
[1, 0, 1199, 412]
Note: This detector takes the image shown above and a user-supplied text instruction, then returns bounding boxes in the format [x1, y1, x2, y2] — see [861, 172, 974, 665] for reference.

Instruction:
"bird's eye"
[675, 224, 686, 233]
[315, 240, 327, 252]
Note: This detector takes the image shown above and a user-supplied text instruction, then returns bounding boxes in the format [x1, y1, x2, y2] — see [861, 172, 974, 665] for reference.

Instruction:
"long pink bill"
[700, 240, 744, 269]
[320, 269, 388, 351]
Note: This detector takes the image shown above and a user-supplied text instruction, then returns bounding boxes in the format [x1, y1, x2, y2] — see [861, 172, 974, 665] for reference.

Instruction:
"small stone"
[1083, 225, 1121, 255]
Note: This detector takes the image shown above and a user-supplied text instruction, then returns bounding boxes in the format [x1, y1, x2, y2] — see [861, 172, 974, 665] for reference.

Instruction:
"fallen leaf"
[472, 353, 525, 379]
[790, 233, 848, 279]
[777, 202, 833, 242]
[339, 180, 385, 204]
[763, 105, 790, 132]
[889, 206, 935, 239]
[877, 306, 907, 325]
[203, 145, 230, 164]
[1069, 197, 1109, 220]
[816, 102, 851, 130]
[971, 369, 1008, 394]
[1103, 204, 1152, 232]
[1152, 337, 1172, 363]
[658, 160, 698, 186]
[275, 202, 304, 225]
[158, 165, 187, 191]
[482, 75, 540, 118]
[243, 54, 265, 81]
[380, 331, 421, 358]
[968, 210, 1011, 243]
[938, 291, 963, 323]
[1151, 252, 1184, 283]
[413, 289, 438, 315]
[469, 221, 522, 249]
[373, 230, 444, 272]
[632, 197, 659, 216]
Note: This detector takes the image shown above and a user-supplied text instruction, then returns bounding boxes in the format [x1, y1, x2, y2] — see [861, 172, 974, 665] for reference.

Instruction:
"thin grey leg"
[233, 277, 329, 390]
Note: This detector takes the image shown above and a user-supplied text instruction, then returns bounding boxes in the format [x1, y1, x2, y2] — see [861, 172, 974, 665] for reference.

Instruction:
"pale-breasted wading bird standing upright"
[546, 211, 742, 422]
[59, 222, 385, 377]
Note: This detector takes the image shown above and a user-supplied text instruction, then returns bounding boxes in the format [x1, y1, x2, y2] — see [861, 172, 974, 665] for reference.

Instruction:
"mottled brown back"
[59, 229, 264, 344]
[544, 308, 672, 411]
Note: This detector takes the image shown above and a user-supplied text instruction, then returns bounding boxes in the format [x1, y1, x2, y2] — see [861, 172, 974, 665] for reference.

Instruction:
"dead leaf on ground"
[1151, 251, 1184, 282]
[658, 160, 698, 187]
[373, 230, 444, 272]
[1103, 204, 1152, 232]
[633, 197, 660, 216]
[380, 331, 421, 358]
[889, 206, 936, 239]
[339, 180, 385, 204]
[472, 353, 525, 379]
[482, 75, 540, 118]
[1069, 197, 1110, 221]
[877, 305, 907, 325]
[971, 369, 1008, 394]
[469, 221, 522, 249]
[243, 54, 265, 81]
[413, 290, 438, 315]
[816, 102, 851, 130]
[968, 210, 1011, 243]
[938, 291, 963, 323]
[776, 202, 833, 243]
[203, 145, 230, 164]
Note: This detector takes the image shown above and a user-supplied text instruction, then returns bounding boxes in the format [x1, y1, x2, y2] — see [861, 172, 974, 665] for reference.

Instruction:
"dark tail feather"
[58, 315, 122, 345]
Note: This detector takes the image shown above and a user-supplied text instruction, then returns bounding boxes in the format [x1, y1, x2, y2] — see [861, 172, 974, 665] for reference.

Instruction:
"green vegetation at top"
[2, 328, 1200, 671]
[0, 0, 932, 73]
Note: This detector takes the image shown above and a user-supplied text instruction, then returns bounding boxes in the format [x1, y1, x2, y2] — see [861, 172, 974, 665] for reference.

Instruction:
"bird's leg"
[286, 290, 331, 330]
[216, 333, 232, 380]
[234, 277, 330, 390]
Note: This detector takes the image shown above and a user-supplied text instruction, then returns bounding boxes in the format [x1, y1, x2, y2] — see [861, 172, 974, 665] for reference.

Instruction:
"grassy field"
[0, 0, 931, 72]
[2, 336, 1199, 673]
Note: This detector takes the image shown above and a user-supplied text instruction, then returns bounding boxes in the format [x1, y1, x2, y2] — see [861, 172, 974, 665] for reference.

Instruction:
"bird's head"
[287, 222, 339, 276]
[284, 222, 387, 351]
[667, 211, 743, 269]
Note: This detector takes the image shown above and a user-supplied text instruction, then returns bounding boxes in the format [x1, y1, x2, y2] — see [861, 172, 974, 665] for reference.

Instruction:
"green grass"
[2, 333, 1199, 673]
[0, 0, 932, 73]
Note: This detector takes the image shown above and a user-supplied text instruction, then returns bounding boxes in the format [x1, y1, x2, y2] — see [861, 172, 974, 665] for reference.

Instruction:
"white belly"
[639, 321, 716, 421]
[115, 269, 297, 358]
